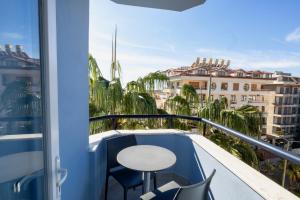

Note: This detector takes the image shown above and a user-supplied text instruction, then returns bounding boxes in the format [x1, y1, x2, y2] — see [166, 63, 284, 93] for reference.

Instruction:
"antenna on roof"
[111, 25, 121, 80]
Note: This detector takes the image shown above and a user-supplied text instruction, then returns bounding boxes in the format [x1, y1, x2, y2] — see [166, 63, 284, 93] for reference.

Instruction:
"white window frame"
[40, 0, 61, 199]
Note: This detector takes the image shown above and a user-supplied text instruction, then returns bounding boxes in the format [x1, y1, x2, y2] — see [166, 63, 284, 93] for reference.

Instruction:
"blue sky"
[90, 0, 300, 84]
[0, 0, 40, 58]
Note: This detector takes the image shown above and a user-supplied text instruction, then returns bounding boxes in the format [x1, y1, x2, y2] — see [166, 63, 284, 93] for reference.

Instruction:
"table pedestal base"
[143, 172, 151, 193]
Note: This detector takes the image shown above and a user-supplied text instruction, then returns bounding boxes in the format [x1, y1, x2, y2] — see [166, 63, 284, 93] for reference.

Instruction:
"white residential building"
[155, 58, 300, 139]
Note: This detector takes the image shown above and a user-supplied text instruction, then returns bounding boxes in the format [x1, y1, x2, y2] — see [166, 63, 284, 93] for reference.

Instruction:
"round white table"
[117, 145, 176, 193]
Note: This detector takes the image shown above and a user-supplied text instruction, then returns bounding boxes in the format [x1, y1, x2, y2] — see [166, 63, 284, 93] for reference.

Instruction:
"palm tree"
[89, 57, 168, 132]
[221, 105, 262, 138]
[198, 98, 261, 168]
[286, 163, 300, 187]
[142, 72, 169, 94]
[0, 80, 42, 134]
[165, 95, 190, 115]
[88, 54, 109, 116]
[198, 97, 227, 122]
[123, 91, 157, 115]
[180, 84, 199, 114]
[209, 129, 259, 168]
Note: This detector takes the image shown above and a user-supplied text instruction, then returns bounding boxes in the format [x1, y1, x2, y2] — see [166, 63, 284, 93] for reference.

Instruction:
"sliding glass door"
[0, 0, 46, 199]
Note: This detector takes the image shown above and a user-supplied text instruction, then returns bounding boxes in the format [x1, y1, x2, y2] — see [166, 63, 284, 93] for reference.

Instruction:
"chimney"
[16, 45, 23, 54]
[5, 44, 13, 53]
[215, 59, 219, 65]
[220, 59, 225, 66]
[196, 57, 200, 65]
[226, 60, 230, 67]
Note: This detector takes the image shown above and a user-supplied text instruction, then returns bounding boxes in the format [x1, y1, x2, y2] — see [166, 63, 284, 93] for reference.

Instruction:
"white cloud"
[196, 48, 300, 69]
[1, 32, 23, 40]
[90, 43, 189, 84]
[90, 31, 176, 53]
[285, 27, 300, 42]
[89, 29, 188, 84]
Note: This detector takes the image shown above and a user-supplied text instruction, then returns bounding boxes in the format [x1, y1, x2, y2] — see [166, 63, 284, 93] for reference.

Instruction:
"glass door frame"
[40, 0, 61, 199]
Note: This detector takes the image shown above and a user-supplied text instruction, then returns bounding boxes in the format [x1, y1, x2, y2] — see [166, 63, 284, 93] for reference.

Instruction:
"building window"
[233, 83, 239, 91]
[262, 117, 266, 125]
[293, 88, 298, 94]
[293, 97, 297, 104]
[189, 82, 199, 89]
[231, 95, 236, 104]
[243, 83, 249, 91]
[211, 82, 216, 90]
[261, 106, 265, 112]
[279, 87, 284, 94]
[241, 95, 247, 101]
[248, 95, 256, 102]
[200, 94, 206, 101]
[198, 69, 207, 75]
[218, 71, 226, 76]
[275, 96, 283, 104]
[291, 117, 295, 124]
[221, 82, 228, 90]
[237, 72, 243, 77]
[251, 84, 257, 91]
[1, 74, 9, 85]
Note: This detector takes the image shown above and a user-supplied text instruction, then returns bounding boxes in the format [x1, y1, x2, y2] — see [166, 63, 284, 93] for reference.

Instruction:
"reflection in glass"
[0, 44, 41, 134]
[0, 0, 44, 199]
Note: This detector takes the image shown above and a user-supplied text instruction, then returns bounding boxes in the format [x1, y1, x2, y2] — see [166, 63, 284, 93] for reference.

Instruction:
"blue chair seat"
[110, 167, 143, 189]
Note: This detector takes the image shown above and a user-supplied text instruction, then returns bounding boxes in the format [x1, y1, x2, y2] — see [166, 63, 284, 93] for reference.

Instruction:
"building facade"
[156, 57, 300, 139]
[0, 44, 40, 96]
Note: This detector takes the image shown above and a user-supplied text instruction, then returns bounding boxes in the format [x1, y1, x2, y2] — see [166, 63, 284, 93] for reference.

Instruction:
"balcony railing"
[89, 114, 300, 165]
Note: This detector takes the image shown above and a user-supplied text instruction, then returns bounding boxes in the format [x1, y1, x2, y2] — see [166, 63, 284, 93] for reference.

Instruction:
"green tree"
[181, 84, 199, 113]
[142, 72, 169, 94]
[286, 163, 300, 187]
[165, 95, 190, 115]
[221, 105, 262, 138]
[199, 98, 261, 168]
[198, 97, 227, 122]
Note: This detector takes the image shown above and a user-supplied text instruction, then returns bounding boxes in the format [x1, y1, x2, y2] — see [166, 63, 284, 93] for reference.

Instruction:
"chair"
[140, 169, 216, 200]
[104, 135, 157, 200]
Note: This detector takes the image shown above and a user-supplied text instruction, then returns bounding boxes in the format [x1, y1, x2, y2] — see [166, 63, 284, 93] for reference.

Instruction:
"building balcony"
[273, 124, 297, 128]
[230, 100, 237, 104]
[88, 115, 300, 200]
[273, 102, 298, 106]
[247, 100, 265, 104]
[273, 113, 297, 117]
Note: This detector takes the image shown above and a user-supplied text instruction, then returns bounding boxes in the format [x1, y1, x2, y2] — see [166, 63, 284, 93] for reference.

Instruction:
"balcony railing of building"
[89, 114, 300, 165]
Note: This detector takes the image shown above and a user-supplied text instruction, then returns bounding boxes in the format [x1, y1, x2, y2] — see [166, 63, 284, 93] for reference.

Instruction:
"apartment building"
[0, 44, 41, 97]
[156, 57, 300, 139]
[0, 44, 41, 134]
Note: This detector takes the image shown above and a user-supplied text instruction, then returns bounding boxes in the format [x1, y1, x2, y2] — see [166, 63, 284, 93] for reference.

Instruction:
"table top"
[117, 145, 176, 172]
[0, 151, 43, 184]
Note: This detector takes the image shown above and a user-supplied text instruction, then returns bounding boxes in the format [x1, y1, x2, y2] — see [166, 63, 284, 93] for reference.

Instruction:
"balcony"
[88, 115, 300, 200]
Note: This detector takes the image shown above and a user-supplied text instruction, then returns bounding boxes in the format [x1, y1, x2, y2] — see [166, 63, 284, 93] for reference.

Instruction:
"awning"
[110, 0, 206, 11]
